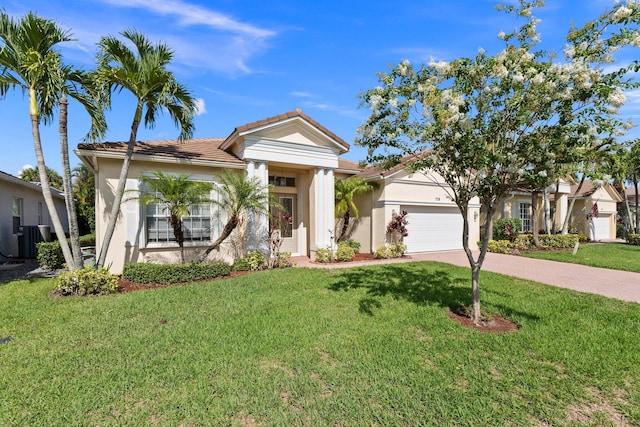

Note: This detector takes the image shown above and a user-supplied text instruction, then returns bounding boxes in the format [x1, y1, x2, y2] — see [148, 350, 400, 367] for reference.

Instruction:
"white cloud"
[291, 91, 314, 98]
[17, 164, 33, 177]
[194, 98, 207, 116]
[98, 0, 275, 38]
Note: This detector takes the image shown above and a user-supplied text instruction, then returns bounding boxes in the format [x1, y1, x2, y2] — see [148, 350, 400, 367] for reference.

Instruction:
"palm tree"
[18, 166, 64, 190]
[196, 171, 277, 263]
[0, 12, 84, 269]
[334, 176, 377, 241]
[131, 171, 213, 264]
[93, 30, 196, 269]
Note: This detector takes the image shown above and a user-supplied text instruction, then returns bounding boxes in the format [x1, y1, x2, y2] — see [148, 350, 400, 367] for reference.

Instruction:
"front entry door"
[271, 194, 298, 254]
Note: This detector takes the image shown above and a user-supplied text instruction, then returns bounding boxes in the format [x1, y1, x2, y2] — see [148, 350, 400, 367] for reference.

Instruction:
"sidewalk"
[293, 251, 640, 304]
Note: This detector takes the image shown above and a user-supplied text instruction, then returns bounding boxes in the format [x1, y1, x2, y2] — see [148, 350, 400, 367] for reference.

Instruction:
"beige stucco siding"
[0, 177, 68, 257]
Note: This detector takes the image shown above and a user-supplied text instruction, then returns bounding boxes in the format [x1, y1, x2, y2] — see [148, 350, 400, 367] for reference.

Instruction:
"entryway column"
[325, 168, 335, 249]
[315, 167, 326, 248]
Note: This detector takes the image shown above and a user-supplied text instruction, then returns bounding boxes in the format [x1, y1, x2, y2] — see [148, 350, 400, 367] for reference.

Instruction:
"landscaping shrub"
[487, 240, 515, 254]
[515, 234, 579, 250]
[374, 243, 406, 259]
[493, 218, 522, 241]
[335, 245, 356, 261]
[56, 266, 119, 296]
[628, 234, 640, 245]
[271, 252, 293, 268]
[617, 223, 625, 239]
[36, 241, 64, 269]
[575, 231, 590, 242]
[232, 257, 252, 271]
[122, 262, 231, 284]
[314, 248, 333, 263]
[37, 234, 97, 269]
[338, 239, 361, 253]
[245, 251, 267, 271]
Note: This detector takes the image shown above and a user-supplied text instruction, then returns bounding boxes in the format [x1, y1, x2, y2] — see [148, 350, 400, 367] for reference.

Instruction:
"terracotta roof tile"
[356, 152, 429, 180]
[77, 138, 244, 164]
[337, 158, 364, 173]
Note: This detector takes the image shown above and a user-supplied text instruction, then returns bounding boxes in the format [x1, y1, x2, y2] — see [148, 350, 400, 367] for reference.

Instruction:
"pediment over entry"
[220, 109, 350, 168]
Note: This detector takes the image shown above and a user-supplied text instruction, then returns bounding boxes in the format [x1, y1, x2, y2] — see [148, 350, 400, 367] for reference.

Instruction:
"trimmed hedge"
[314, 248, 333, 263]
[335, 245, 356, 261]
[487, 234, 579, 253]
[122, 262, 231, 284]
[337, 239, 361, 253]
[36, 234, 97, 269]
[628, 234, 640, 245]
[493, 218, 522, 241]
[374, 242, 407, 259]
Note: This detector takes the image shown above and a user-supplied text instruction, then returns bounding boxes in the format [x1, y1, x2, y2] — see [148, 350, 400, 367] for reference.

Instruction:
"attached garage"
[401, 206, 464, 253]
[589, 215, 613, 241]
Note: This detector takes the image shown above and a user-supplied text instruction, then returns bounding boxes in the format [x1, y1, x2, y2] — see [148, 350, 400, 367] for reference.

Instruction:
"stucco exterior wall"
[0, 177, 68, 257]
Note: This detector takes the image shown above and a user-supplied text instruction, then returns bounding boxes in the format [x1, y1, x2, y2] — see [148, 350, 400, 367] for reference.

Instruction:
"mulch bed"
[447, 306, 519, 334]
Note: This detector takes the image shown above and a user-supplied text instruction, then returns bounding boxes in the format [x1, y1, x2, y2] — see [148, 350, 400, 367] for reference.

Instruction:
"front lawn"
[1, 262, 639, 425]
[522, 242, 640, 272]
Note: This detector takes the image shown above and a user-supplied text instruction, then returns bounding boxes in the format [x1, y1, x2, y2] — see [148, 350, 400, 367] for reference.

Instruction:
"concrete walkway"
[293, 251, 640, 304]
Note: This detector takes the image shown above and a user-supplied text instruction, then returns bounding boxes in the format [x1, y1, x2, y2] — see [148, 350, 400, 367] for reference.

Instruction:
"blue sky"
[0, 0, 637, 177]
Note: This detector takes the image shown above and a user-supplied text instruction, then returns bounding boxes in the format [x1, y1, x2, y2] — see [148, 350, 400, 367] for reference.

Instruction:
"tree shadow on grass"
[328, 264, 470, 316]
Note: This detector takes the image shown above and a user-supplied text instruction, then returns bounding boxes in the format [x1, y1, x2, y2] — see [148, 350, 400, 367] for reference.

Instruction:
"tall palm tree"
[334, 176, 377, 241]
[131, 171, 213, 264]
[94, 30, 196, 269]
[196, 171, 277, 263]
[0, 13, 89, 269]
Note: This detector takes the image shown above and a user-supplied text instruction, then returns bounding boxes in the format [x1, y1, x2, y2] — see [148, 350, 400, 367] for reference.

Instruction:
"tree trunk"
[562, 175, 586, 234]
[196, 215, 239, 263]
[96, 103, 143, 268]
[339, 209, 351, 242]
[169, 214, 185, 264]
[543, 187, 551, 235]
[30, 109, 74, 267]
[550, 180, 560, 235]
[634, 176, 639, 234]
[531, 190, 540, 247]
[59, 97, 83, 270]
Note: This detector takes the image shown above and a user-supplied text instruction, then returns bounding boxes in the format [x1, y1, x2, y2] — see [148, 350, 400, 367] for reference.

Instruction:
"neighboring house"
[494, 179, 621, 241]
[621, 185, 640, 232]
[76, 110, 480, 274]
[0, 170, 69, 258]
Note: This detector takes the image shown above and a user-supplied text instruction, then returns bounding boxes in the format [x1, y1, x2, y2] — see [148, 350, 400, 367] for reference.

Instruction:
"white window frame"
[12, 197, 23, 234]
[518, 201, 532, 232]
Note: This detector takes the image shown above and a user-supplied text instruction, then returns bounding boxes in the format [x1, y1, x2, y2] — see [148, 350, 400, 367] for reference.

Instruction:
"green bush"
[493, 218, 522, 241]
[37, 234, 97, 269]
[232, 258, 252, 271]
[56, 266, 119, 296]
[335, 245, 356, 261]
[246, 251, 267, 271]
[374, 246, 392, 259]
[374, 242, 406, 259]
[617, 223, 625, 239]
[576, 231, 590, 242]
[314, 248, 333, 263]
[628, 234, 640, 245]
[122, 262, 231, 284]
[515, 234, 579, 250]
[338, 239, 361, 253]
[36, 241, 64, 269]
[487, 240, 515, 254]
[271, 252, 293, 268]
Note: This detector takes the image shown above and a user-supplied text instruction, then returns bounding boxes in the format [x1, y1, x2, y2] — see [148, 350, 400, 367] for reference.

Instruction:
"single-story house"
[621, 185, 640, 232]
[76, 110, 480, 274]
[0, 170, 68, 258]
[493, 179, 621, 241]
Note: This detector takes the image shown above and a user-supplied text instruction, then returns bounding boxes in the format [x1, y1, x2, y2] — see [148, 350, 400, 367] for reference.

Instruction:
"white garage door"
[401, 206, 464, 253]
[589, 215, 611, 241]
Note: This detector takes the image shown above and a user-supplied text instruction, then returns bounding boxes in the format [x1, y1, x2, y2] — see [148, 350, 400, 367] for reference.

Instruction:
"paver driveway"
[295, 251, 640, 304]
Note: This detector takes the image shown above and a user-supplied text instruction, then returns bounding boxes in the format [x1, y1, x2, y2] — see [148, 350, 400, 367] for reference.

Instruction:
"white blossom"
[608, 87, 627, 107]
[498, 31, 506, 40]
[538, 170, 547, 178]
[564, 45, 575, 59]
[613, 5, 633, 22]
[389, 98, 398, 108]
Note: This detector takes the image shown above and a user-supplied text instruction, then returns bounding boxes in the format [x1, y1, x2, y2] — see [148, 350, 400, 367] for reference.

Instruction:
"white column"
[256, 162, 269, 252]
[325, 168, 335, 250]
[315, 167, 325, 248]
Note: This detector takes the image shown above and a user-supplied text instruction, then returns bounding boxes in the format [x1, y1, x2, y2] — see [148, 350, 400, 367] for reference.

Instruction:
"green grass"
[522, 242, 640, 273]
[1, 262, 639, 426]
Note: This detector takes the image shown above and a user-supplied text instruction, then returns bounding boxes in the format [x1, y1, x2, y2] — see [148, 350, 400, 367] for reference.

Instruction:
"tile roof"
[337, 158, 364, 173]
[76, 138, 244, 164]
[356, 152, 429, 180]
[224, 109, 350, 150]
[570, 179, 622, 201]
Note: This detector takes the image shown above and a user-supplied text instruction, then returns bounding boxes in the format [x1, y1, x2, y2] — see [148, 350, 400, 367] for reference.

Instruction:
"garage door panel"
[589, 215, 611, 241]
[401, 206, 464, 253]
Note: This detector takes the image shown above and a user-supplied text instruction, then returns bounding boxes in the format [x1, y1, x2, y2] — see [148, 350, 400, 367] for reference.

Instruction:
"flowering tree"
[356, 0, 638, 323]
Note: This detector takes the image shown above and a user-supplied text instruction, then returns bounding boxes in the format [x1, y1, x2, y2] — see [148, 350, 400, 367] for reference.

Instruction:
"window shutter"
[125, 179, 143, 247]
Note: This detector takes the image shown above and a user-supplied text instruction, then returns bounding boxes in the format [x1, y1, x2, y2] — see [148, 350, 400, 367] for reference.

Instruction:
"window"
[145, 201, 212, 243]
[271, 195, 294, 238]
[12, 197, 23, 234]
[268, 176, 295, 187]
[519, 202, 531, 232]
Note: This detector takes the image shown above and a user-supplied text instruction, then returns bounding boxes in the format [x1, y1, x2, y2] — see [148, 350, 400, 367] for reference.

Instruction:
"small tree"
[385, 210, 408, 244]
[131, 171, 213, 264]
[18, 166, 64, 190]
[196, 171, 279, 263]
[335, 176, 377, 241]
